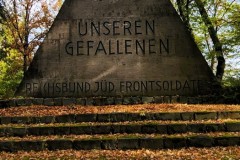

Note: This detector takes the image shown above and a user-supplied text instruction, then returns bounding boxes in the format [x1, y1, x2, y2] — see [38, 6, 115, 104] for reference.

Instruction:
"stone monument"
[15, 0, 216, 98]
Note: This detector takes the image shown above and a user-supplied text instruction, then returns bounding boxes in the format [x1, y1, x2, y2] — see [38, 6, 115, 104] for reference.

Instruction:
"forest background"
[0, 0, 239, 98]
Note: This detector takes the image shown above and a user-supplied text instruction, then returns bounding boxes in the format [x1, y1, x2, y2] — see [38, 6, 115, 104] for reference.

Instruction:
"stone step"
[1, 111, 240, 124]
[0, 133, 239, 152]
[0, 121, 239, 137]
[0, 96, 231, 108]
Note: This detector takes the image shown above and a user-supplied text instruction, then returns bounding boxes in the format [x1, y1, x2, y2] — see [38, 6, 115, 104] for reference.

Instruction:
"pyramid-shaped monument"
[16, 0, 216, 98]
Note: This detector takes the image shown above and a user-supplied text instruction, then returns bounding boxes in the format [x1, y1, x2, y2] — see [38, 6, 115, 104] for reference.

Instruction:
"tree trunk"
[23, 54, 27, 74]
[23, 36, 29, 75]
[195, 0, 225, 82]
[176, 0, 192, 34]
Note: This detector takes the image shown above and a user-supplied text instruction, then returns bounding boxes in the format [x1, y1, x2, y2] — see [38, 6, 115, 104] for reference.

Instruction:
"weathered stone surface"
[111, 125, 126, 134]
[32, 98, 44, 105]
[15, 99, 26, 106]
[122, 97, 133, 105]
[171, 96, 180, 103]
[215, 137, 240, 146]
[12, 128, 27, 137]
[92, 125, 112, 134]
[3, 128, 13, 137]
[97, 114, 111, 122]
[8, 99, 16, 107]
[140, 138, 164, 149]
[128, 113, 142, 121]
[54, 98, 63, 106]
[101, 139, 118, 150]
[28, 127, 40, 136]
[205, 124, 225, 132]
[73, 140, 101, 150]
[15, 0, 216, 98]
[0, 100, 10, 108]
[117, 138, 139, 149]
[0, 128, 5, 136]
[62, 98, 76, 106]
[86, 98, 94, 106]
[55, 114, 75, 123]
[154, 96, 164, 103]
[227, 112, 240, 119]
[17, 141, 44, 151]
[188, 97, 201, 104]
[132, 97, 142, 104]
[142, 97, 154, 104]
[43, 98, 54, 106]
[11, 117, 30, 124]
[225, 123, 240, 132]
[179, 96, 188, 103]
[156, 125, 168, 134]
[10, 141, 44, 151]
[54, 126, 71, 135]
[25, 99, 33, 106]
[106, 97, 115, 105]
[167, 124, 187, 134]
[181, 112, 194, 121]
[115, 98, 123, 105]
[125, 125, 142, 133]
[76, 98, 86, 105]
[70, 126, 92, 135]
[164, 137, 186, 149]
[163, 96, 171, 103]
[75, 114, 97, 122]
[110, 113, 128, 122]
[46, 140, 72, 150]
[195, 112, 217, 120]
[188, 136, 214, 147]
[94, 97, 107, 106]
[141, 124, 157, 134]
[0, 141, 14, 152]
[154, 113, 181, 120]
[37, 127, 55, 135]
[41, 116, 55, 124]
[187, 124, 206, 133]
[0, 117, 12, 124]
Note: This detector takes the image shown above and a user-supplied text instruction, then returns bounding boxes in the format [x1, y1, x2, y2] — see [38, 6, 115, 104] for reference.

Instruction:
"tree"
[195, 0, 225, 82]
[0, 0, 4, 23]
[172, 0, 240, 83]
[1, 0, 63, 74]
[0, 1, 7, 60]
[0, 0, 63, 98]
[176, 0, 192, 34]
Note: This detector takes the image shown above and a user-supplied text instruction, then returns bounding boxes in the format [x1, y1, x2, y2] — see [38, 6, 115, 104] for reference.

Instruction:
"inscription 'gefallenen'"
[65, 39, 169, 56]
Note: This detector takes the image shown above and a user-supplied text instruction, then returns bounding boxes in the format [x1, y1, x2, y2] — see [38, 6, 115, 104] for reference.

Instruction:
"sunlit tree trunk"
[195, 0, 225, 82]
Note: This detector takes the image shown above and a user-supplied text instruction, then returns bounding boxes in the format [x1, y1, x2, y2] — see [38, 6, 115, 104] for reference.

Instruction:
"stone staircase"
[0, 109, 240, 152]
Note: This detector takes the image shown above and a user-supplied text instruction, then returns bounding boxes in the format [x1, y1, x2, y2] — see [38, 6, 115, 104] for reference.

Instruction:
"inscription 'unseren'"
[78, 20, 155, 36]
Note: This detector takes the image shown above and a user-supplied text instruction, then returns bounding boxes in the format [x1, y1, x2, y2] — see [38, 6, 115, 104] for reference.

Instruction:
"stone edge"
[0, 95, 239, 108]
[0, 136, 239, 152]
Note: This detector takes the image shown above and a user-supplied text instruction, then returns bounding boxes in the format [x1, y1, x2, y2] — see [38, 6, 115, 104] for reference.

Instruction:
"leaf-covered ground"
[0, 132, 239, 141]
[0, 104, 239, 159]
[1, 119, 239, 128]
[0, 104, 240, 117]
[0, 147, 239, 160]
